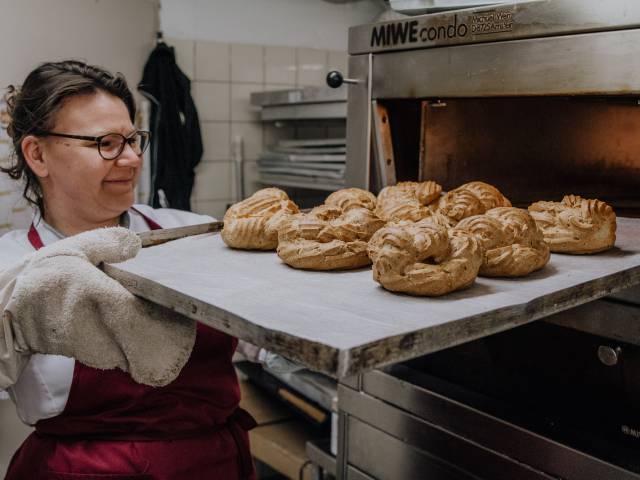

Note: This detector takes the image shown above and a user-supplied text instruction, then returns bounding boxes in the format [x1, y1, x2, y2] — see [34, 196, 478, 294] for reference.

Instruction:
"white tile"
[328, 50, 348, 76]
[231, 122, 263, 161]
[169, 37, 195, 79]
[264, 123, 295, 150]
[243, 160, 262, 197]
[193, 199, 232, 220]
[296, 48, 328, 87]
[201, 122, 230, 161]
[231, 83, 263, 122]
[193, 82, 230, 122]
[192, 161, 232, 201]
[265, 46, 296, 85]
[231, 44, 264, 83]
[195, 41, 230, 82]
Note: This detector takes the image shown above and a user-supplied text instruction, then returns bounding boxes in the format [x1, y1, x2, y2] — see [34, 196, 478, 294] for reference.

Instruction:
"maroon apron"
[6, 211, 256, 479]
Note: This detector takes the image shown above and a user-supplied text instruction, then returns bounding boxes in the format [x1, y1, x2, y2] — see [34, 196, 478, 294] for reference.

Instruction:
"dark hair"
[2, 60, 136, 217]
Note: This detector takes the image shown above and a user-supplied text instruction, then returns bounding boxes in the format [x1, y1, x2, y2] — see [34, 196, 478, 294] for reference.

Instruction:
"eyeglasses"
[36, 130, 151, 160]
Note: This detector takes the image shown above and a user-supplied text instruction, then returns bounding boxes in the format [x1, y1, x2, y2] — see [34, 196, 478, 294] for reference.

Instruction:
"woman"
[0, 60, 256, 479]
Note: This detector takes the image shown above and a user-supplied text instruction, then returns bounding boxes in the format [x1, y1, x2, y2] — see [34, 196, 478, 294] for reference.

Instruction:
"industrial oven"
[324, 1, 640, 478]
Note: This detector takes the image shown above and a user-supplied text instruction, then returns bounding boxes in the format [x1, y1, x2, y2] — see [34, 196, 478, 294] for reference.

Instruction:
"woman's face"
[39, 90, 141, 222]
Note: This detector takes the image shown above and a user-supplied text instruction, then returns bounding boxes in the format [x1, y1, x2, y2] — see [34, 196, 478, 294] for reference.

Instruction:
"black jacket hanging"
[138, 42, 203, 210]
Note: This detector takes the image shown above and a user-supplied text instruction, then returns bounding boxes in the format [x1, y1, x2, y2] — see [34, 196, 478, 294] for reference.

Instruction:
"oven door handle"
[326, 70, 361, 87]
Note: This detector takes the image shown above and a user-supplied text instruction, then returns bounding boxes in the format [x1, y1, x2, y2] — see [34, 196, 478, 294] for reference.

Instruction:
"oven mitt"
[0, 227, 196, 389]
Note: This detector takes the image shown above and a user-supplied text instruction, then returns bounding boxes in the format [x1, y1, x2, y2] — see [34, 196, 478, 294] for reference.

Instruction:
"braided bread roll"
[325, 188, 377, 212]
[367, 220, 483, 296]
[457, 207, 550, 277]
[432, 181, 511, 224]
[528, 195, 616, 254]
[459, 181, 512, 210]
[277, 204, 385, 270]
[222, 188, 299, 250]
[375, 181, 442, 222]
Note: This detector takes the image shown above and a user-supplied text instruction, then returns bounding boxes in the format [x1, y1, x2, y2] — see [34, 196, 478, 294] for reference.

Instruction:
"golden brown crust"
[431, 181, 511, 224]
[528, 195, 616, 254]
[325, 188, 377, 212]
[222, 188, 300, 250]
[375, 181, 442, 222]
[457, 207, 550, 277]
[432, 189, 485, 223]
[277, 205, 385, 270]
[457, 181, 512, 210]
[367, 220, 483, 296]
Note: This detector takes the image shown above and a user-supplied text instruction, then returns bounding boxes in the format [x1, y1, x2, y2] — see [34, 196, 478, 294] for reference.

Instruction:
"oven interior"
[380, 96, 640, 216]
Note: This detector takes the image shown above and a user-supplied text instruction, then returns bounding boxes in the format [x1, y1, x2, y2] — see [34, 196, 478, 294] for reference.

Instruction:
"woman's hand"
[1, 227, 196, 388]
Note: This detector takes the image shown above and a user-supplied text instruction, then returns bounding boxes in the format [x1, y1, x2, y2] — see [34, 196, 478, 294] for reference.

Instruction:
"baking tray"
[104, 217, 640, 378]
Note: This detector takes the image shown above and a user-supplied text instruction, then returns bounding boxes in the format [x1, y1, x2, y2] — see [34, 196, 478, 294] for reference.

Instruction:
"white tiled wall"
[172, 37, 347, 220]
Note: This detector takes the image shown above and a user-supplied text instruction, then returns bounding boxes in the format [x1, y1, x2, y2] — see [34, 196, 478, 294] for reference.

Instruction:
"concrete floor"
[0, 400, 32, 477]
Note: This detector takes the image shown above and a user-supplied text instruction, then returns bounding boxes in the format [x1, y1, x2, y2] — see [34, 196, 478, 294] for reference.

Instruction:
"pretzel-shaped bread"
[375, 181, 442, 222]
[432, 181, 511, 224]
[457, 207, 550, 277]
[367, 220, 483, 296]
[528, 195, 616, 254]
[325, 187, 377, 212]
[277, 204, 385, 270]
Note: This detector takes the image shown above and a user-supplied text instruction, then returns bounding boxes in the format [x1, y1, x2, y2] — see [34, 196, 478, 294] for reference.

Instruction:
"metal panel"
[260, 102, 346, 121]
[346, 466, 376, 480]
[346, 417, 477, 480]
[353, 370, 640, 480]
[371, 101, 397, 191]
[251, 87, 346, 107]
[341, 390, 555, 480]
[544, 299, 640, 346]
[350, 0, 640, 55]
[306, 439, 337, 476]
[372, 29, 640, 98]
[345, 54, 371, 190]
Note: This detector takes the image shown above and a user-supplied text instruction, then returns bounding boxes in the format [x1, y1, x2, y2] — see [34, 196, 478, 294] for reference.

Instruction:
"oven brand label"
[471, 10, 514, 35]
[370, 15, 468, 48]
[369, 8, 515, 48]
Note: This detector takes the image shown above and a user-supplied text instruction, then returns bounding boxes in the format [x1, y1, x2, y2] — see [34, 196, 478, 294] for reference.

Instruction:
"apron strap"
[130, 206, 163, 231]
[27, 223, 44, 250]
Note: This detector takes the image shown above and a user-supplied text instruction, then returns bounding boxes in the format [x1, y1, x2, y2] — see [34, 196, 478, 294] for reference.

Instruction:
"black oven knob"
[326, 71, 360, 88]
[598, 345, 622, 366]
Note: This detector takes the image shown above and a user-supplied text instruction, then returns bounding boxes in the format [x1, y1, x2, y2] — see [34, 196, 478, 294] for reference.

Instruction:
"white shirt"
[0, 205, 213, 425]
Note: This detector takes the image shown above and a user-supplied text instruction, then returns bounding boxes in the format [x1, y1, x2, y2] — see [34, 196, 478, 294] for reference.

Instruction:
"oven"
[327, 1, 640, 478]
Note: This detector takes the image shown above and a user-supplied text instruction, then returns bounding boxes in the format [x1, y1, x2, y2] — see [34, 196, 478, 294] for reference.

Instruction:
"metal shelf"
[259, 174, 345, 192]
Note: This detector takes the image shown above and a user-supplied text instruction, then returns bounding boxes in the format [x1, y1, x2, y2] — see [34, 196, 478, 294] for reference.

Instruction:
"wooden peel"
[139, 221, 223, 248]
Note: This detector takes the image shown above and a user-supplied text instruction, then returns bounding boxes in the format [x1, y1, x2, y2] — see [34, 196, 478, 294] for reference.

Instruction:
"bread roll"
[457, 207, 549, 277]
[222, 188, 299, 250]
[325, 188, 377, 212]
[528, 195, 616, 254]
[367, 220, 483, 296]
[432, 181, 511, 224]
[277, 204, 385, 270]
[375, 181, 442, 222]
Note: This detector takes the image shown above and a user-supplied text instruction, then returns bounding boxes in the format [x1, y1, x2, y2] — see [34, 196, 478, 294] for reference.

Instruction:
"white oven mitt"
[0, 227, 196, 389]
